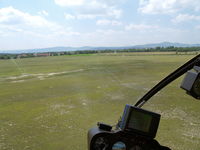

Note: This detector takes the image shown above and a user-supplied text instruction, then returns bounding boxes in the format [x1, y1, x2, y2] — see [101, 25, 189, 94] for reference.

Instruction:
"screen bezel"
[123, 106, 160, 138]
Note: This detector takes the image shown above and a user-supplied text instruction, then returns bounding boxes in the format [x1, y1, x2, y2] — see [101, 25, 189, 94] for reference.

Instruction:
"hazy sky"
[0, 0, 200, 50]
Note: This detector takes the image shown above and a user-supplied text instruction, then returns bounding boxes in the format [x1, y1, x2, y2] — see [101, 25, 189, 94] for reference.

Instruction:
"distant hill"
[1, 42, 200, 54]
[132, 42, 200, 48]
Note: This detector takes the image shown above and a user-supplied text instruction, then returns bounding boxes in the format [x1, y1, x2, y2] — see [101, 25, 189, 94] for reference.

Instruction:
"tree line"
[0, 46, 200, 59]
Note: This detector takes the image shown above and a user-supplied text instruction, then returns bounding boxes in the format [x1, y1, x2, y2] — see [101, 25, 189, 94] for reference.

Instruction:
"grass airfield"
[0, 53, 200, 150]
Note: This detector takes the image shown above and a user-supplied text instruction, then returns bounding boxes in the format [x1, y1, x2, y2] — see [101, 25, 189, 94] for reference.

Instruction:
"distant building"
[34, 53, 50, 57]
[17, 54, 28, 58]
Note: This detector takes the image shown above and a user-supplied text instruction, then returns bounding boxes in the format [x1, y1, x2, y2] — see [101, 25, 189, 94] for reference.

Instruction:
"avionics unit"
[120, 104, 160, 138]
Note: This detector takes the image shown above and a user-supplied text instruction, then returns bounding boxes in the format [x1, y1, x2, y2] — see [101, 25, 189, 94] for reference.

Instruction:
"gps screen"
[127, 109, 152, 133]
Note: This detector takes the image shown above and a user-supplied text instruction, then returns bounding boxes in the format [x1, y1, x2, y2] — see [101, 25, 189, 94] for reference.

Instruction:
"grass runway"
[0, 53, 200, 150]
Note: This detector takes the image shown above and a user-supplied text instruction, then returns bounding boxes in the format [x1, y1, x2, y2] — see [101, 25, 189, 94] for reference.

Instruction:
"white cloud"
[172, 14, 200, 23]
[38, 10, 49, 16]
[63, 8, 122, 20]
[64, 13, 76, 19]
[0, 7, 58, 29]
[55, 0, 123, 7]
[95, 0, 124, 6]
[138, 0, 200, 14]
[125, 24, 158, 30]
[76, 1, 122, 19]
[55, 0, 122, 19]
[77, 14, 97, 19]
[76, 7, 122, 19]
[107, 8, 122, 19]
[54, 0, 84, 6]
[64, 13, 97, 20]
[138, 0, 177, 14]
[96, 19, 122, 26]
[0, 6, 78, 39]
[96, 19, 109, 25]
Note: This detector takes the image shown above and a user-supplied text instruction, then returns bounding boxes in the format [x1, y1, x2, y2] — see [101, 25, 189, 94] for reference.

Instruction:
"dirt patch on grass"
[4, 69, 85, 83]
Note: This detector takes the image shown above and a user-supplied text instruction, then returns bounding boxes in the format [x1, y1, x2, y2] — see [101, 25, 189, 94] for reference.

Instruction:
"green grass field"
[0, 54, 200, 150]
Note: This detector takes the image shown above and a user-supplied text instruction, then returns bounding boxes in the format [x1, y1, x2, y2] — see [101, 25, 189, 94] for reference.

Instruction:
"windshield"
[0, 0, 200, 150]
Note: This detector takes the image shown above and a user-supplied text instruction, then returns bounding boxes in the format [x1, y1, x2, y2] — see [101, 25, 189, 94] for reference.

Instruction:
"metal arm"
[135, 54, 200, 108]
